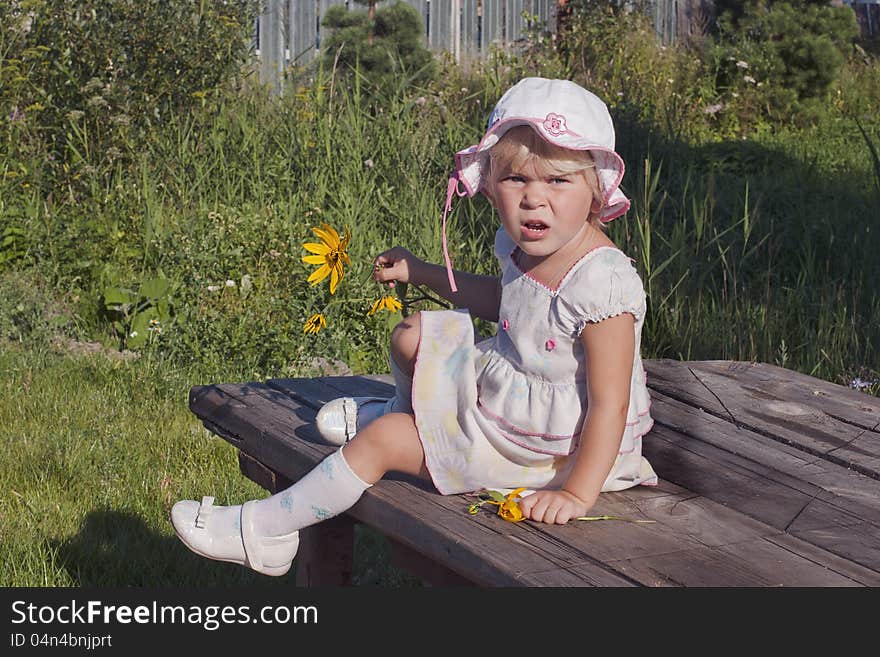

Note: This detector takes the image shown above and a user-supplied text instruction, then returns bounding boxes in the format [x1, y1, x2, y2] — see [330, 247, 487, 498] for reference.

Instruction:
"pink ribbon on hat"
[441, 172, 467, 293]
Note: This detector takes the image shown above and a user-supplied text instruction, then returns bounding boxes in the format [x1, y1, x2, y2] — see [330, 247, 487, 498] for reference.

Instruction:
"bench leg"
[390, 539, 475, 587]
[295, 515, 355, 587]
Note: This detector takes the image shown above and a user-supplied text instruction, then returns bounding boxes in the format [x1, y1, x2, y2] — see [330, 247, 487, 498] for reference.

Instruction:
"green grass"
[0, 341, 420, 586]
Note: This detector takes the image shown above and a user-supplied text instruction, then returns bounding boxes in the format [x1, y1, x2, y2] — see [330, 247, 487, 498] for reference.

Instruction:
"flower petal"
[312, 223, 339, 246]
[303, 242, 331, 255]
[308, 265, 330, 285]
[302, 254, 327, 265]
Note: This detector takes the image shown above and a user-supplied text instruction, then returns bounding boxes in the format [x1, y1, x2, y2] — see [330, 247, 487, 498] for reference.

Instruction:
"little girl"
[171, 77, 657, 576]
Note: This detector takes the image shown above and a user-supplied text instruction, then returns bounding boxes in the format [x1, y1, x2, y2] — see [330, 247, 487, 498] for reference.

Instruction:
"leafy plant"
[103, 276, 174, 350]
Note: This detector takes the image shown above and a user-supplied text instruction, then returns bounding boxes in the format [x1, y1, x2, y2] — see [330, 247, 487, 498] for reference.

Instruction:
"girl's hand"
[373, 247, 425, 287]
[519, 489, 591, 525]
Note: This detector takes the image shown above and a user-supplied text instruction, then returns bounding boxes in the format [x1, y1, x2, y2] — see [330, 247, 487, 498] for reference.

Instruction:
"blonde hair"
[486, 125, 606, 226]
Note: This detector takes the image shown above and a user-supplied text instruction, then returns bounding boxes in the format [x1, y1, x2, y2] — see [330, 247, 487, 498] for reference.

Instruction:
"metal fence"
[256, 1, 707, 90]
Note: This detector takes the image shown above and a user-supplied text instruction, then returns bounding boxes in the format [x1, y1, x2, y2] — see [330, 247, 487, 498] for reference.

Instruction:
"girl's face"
[487, 158, 600, 261]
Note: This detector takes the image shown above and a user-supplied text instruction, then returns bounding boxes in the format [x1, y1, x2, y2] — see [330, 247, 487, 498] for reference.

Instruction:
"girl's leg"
[253, 412, 426, 536]
[171, 412, 428, 575]
[315, 312, 421, 443]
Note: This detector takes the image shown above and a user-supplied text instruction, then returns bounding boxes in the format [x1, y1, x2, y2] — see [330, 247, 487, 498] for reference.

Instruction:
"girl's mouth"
[521, 221, 549, 238]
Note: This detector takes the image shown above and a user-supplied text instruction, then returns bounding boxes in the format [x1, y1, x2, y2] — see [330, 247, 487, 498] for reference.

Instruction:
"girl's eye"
[504, 175, 525, 183]
[550, 177, 570, 184]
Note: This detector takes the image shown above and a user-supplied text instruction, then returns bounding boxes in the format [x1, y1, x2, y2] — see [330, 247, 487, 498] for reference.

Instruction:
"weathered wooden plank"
[191, 376, 880, 586]
[309, 373, 880, 582]
[645, 390, 880, 527]
[189, 382, 634, 586]
[642, 421, 880, 576]
[614, 537, 863, 587]
[645, 359, 880, 478]
[289, 0, 318, 64]
[482, 0, 504, 51]
[694, 360, 880, 431]
[266, 375, 395, 410]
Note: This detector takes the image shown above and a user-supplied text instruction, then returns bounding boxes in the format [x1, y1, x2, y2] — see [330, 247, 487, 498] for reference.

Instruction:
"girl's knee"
[391, 311, 421, 364]
[345, 413, 424, 478]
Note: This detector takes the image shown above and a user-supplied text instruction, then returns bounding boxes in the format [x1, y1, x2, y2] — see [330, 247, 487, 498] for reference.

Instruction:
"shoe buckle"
[195, 496, 215, 529]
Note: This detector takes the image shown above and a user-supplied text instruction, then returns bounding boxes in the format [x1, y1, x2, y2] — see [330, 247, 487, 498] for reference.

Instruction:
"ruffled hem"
[475, 348, 653, 454]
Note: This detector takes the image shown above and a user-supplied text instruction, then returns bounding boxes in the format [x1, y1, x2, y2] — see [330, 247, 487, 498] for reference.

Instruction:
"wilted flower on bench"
[466, 488, 657, 524]
[468, 487, 527, 523]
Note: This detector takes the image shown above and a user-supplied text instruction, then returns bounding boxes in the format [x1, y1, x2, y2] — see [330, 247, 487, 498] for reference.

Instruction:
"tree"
[320, 1, 436, 90]
[712, 1, 859, 118]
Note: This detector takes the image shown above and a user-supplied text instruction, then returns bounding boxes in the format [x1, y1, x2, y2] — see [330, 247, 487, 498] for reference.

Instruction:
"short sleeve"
[493, 228, 516, 270]
[554, 249, 647, 335]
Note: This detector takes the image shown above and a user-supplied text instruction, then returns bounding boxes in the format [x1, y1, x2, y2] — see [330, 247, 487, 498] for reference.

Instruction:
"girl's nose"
[520, 183, 547, 208]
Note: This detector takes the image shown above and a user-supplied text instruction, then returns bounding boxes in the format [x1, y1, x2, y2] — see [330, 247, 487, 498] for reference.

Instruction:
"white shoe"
[171, 496, 299, 576]
[315, 396, 395, 445]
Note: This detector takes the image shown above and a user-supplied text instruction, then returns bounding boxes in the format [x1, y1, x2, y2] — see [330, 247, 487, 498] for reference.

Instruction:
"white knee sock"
[250, 448, 371, 537]
[389, 355, 413, 414]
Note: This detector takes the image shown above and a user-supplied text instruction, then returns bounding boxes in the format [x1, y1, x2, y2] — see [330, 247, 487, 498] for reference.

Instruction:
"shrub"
[319, 1, 437, 92]
[710, 1, 859, 124]
[0, 0, 255, 179]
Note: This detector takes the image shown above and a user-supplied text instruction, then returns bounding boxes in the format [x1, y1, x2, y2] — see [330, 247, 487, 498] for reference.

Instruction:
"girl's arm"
[519, 312, 635, 523]
[373, 246, 502, 322]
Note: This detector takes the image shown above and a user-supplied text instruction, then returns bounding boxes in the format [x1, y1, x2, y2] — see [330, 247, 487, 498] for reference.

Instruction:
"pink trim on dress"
[477, 397, 579, 440]
[497, 429, 578, 456]
[510, 244, 624, 294]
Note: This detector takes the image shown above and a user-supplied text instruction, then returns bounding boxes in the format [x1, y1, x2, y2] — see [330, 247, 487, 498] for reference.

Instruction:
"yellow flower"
[496, 487, 527, 522]
[303, 313, 327, 335]
[470, 487, 527, 523]
[367, 295, 403, 317]
[301, 223, 351, 295]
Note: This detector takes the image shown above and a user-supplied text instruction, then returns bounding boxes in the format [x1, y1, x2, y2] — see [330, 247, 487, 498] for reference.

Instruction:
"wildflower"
[66, 110, 85, 122]
[303, 313, 327, 335]
[736, 60, 749, 69]
[207, 285, 221, 292]
[467, 487, 527, 523]
[9, 106, 24, 122]
[851, 377, 879, 391]
[703, 103, 724, 115]
[496, 488, 527, 522]
[225, 279, 236, 288]
[130, 331, 138, 338]
[415, 96, 426, 106]
[467, 489, 657, 525]
[367, 295, 403, 317]
[302, 223, 351, 295]
[363, 158, 374, 168]
[743, 75, 756, 85]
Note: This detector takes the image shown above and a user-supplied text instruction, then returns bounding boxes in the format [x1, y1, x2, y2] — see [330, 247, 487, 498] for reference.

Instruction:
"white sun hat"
[439, 78, 630, 292]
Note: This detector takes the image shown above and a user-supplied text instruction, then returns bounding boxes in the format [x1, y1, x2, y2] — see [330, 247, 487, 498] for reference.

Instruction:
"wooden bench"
[188, 359, 880, 587]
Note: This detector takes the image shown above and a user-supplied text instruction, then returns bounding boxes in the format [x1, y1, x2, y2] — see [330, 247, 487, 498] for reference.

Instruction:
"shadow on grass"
[51, 509, 291, 587]
[51, 508, 422, 587]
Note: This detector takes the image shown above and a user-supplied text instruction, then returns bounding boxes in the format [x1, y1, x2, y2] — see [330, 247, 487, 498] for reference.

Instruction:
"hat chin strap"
[441, 173, 467, 293]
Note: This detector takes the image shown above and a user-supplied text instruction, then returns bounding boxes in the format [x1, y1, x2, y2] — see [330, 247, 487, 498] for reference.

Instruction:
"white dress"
[412, 227, 658, 495]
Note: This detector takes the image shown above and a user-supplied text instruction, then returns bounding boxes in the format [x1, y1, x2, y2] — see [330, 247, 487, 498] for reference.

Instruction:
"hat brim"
[454, 117, 630, 223]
